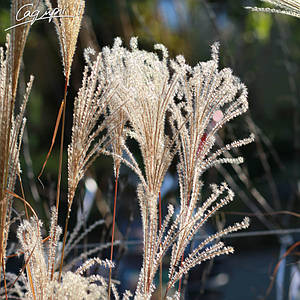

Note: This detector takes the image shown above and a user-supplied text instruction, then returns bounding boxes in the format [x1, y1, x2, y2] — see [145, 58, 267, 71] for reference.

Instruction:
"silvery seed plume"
[98, 38, 251, 299]
[173, 42, 253, 193]
[45, 0, 85, 78]
[17, 214, 115, 299]
[10, 0, 40, 97]
[166, 184, 250, 295]
[246, 0, 300, 18]
[99, 38, 184, 297]
[169, 43, 254, 278]
[0, 34, 33, 279]
[67, 51, 119, 215]
[17, 218, 49, 299]
[95, 38, 180, 297]
[101, 37, 180, 216]
[85, 45, 128, 177]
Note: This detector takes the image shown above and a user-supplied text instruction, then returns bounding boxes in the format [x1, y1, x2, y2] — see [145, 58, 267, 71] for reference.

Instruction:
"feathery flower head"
[45, 0, 85, 78]
[95, 37, 183, 197]
[174, 42, 254, 201]
[67, 50, 119, 213]
[0, 34, 32, 275]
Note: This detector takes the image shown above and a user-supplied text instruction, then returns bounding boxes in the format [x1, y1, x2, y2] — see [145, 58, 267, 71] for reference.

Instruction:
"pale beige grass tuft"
[0, 33, 33, 281]
[44, 0, 85, 79]
[246, 0, 300, 18]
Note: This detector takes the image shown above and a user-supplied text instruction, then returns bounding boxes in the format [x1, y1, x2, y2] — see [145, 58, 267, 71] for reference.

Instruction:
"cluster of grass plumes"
[1, 1, 255, 299]
[0, 0, 40, 281]
[87, 37, 253, 298]
[1, 211, 115, 300]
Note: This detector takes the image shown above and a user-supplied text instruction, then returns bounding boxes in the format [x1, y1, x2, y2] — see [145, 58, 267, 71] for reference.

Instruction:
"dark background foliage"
[1, 0, 300, 299]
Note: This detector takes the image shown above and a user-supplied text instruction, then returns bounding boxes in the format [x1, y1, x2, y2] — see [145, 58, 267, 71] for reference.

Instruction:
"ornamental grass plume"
[59, 50, 121, 276]
[44, 0, 85, 79]
[1, 0, 256, 298]
[14, 210, 115, 300]
[0, 34, 33, 282]
[10, 0, 40, 98]
[170, 42, 254, 292]
[98, 38, 252, 299]
[100, 38, 181, 297]
[41, 0, 86, 279]
[1, 35, 253, 299]
[41, 0, 85, 189]
[246, 0, 300, 18]
[67, 51, 121, 217]
[101, 37, 179, 203]
[84, 44, 129, 297]
[40, 0, 85, 220]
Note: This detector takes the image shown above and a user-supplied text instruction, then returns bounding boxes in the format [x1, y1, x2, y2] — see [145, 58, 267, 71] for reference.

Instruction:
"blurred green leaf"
[0, 9, 10, 44]
[247, 13, 273, 42]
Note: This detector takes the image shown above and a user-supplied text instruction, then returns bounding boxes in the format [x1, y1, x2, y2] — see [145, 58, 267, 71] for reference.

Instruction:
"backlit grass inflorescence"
[246, 0, 300, 18]
[96, 38, 252, 299]
[0, 33, 33, 281]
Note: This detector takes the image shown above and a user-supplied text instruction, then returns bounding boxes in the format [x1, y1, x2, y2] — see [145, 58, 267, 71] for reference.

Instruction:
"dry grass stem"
[0, 33, 33, 282]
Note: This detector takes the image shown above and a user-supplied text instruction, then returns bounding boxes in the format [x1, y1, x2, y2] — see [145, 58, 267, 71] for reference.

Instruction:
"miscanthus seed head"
[246, 0, 300, 18]
[45, 0, 85, 77]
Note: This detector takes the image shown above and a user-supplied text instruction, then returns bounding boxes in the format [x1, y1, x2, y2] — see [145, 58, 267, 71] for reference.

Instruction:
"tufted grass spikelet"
[44, 0, 85, 79]
[0, 33, 33, 283]
[246, 0, 300, 18]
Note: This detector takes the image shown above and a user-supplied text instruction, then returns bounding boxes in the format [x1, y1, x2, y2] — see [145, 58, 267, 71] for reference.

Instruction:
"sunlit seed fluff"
[246, 0, 300, 18]
[0, 34, 33, 280]
[169, 43, 253, 292]
[66, 38, 253, 299]
[67, 51, 120, 214]
[123, 290, 133, 300]
[95, 37, 185, 297]
[16, 215, 117, 299]
[10, 0, 39, 97]
[76, 258, 115, 275]
[44, 0, 86, 77]
[17, 218, 48, 299]
[173, 43, 252, 207]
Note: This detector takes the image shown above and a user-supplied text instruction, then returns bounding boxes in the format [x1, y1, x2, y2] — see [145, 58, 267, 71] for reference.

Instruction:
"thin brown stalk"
[58, 211, 70, 281]
[2, 256, 8, 300]
[56, 73, 69, 281]
[265, 240, 300, 299]
[159, 191, 162, 300]
[0, 40, 13, 286]
[108, 165, 120, 300]
[37, 99, 65, 183]
[178, 188, 193, 294]
[56, 74, 69, 212]
[177, 255, 183, 293]
[5, 190, 39, 221]
[17, 168, 28, 220]
[23, 231, 37, 300]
